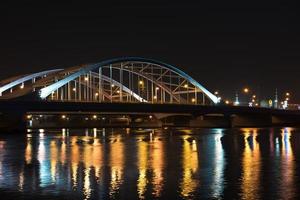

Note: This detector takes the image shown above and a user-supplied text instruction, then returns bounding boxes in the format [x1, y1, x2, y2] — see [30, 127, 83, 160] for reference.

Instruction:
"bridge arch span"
[0, 57, 219, 105]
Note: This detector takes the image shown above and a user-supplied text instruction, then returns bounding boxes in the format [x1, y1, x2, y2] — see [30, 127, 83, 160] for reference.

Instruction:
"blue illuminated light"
[39, 57, 218, 103]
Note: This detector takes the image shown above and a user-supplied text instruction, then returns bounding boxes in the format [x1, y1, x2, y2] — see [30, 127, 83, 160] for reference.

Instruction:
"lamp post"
[184, 84, 189, 104]
[242, 87, 249, 106]
[234, 91, 240, 106]
[284, 92, 290, 109]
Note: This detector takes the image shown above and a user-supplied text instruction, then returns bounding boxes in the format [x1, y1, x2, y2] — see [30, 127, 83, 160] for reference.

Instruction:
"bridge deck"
[0, 100, 299, 116]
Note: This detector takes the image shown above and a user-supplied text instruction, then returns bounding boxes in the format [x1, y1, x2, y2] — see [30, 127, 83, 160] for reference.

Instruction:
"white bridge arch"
[0, 57, 219, 104]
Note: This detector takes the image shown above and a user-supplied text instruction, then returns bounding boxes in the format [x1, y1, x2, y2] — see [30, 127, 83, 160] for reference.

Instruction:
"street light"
[284, 92, 290, 109]
[243, 88, 249, 93]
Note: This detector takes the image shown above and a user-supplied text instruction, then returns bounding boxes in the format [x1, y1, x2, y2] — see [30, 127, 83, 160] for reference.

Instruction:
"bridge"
[0, 57, 299, 131]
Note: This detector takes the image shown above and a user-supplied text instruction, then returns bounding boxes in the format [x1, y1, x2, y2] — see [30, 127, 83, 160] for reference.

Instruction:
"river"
[0, 127, 299, 199]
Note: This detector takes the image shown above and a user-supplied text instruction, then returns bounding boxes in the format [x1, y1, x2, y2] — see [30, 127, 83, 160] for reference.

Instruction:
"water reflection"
[0, 128, 300, 199]
[137, 138, 148, 199]
[150, 137, 164, 198]
[279, 127, 295, 200]
[109, 135, 124, 198]
[241, 128, 261, 200]
[25, 137, 32, 164]
[211, 129, 225, 198]
[0, 141, 7, 185]
[180, 136, 199, 198]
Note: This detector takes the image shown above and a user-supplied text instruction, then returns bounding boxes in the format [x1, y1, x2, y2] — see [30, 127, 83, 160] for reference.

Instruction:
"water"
[0, 127, 299, 199]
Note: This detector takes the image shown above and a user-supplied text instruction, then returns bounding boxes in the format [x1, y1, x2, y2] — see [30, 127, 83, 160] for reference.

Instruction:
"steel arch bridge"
[0, 57, 219, 105]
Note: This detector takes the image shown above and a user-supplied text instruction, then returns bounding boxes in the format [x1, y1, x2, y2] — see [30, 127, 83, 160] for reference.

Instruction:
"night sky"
[0, 1, 299, 102]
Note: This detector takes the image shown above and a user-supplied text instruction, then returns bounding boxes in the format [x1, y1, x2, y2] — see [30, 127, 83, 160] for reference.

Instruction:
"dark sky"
[0, 1, 299, 102]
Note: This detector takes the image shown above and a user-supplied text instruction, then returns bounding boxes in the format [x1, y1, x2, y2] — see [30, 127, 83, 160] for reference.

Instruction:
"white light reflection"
[279, 127, 295, 199]
[62, 128, 66, 138]
[93, 128, 97, 138]
[211, 129, 225, 198]
[83, 167, 92, 200]
[38, 134, 52, 187]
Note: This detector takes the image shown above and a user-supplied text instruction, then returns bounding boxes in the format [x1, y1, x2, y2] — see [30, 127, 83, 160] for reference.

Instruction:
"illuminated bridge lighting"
[0, 57, 218, 105]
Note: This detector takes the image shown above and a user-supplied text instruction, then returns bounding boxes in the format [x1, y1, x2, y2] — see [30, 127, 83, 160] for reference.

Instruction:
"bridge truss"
[0, 57, 219, 105]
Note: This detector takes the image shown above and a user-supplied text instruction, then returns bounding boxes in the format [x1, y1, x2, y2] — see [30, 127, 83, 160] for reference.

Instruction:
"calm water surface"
[0, 127, 300, 199]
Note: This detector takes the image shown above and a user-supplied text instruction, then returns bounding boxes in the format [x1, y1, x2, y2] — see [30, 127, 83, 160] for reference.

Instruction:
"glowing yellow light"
[20, 84, 24, 89]
[149, 115, 153, 119]
[61, 115, 66, 119]
[111, 84, 115, 88]
[92, 115, 97, 119]
[95, 92, 99, 96]
[255, 103, 258, 106]
[252, 99, 255, 102]
[252, 95, 256, 98]
[26, 115, 32, 119]
[184, 84, 188, 88]
[72, 88, 76, 92]
[117, 90, 120, 94]
[214, 91, 219, 95]
[153, 96, 157, 100]
[286, 97, 289, 101]
[286, 92, 290, 96]
[155, 87, 159, 90]
[225, 100, 229, 104]
[191, 98, 196, 103]
[139, 80, 144, 85]
[243, 88, 249, 93]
